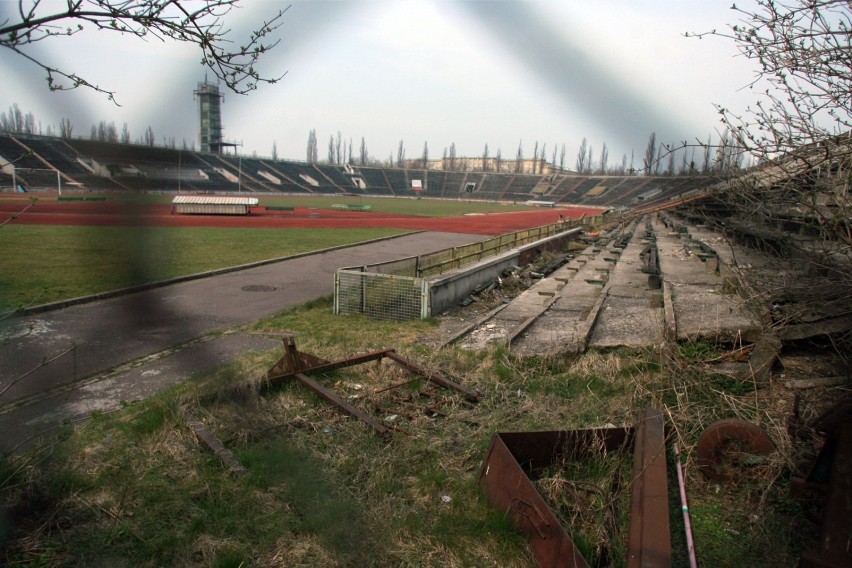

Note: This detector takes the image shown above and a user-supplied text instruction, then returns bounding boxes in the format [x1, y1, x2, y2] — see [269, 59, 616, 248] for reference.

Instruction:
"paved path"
[0, 232, 486, 450]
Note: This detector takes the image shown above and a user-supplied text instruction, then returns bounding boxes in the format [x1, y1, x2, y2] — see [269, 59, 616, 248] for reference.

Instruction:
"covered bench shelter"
[171, 195, 259, 216]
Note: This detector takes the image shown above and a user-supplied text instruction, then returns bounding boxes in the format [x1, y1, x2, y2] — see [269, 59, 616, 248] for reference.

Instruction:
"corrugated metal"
[173, 203, 250, 215]
[172, 195, 259, 206]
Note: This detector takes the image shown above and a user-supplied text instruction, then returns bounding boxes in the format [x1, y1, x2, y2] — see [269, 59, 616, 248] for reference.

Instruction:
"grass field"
[112, 193, 537, 216]
[0, 225, 405, 310]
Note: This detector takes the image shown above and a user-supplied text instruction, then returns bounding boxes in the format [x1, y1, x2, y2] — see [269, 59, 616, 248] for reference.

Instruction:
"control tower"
[194, 80, 223, 154]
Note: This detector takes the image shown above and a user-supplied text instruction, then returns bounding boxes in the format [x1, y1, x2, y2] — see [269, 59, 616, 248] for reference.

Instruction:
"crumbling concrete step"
[654, 221, 762, 343]
[510, 226, 636, 356]
[458, 243, 602, 350]
[590, 219, 665, 349]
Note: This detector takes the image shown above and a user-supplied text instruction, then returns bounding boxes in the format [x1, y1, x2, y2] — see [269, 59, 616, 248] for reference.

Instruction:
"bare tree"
[559, 143, 566, 171]
[336, 132, 342, 165]
[576, 137, 588, 173]
[397, 140, 405, 168]
[327, 135, 334, 163]
[421, 141, 428, 169]
[598, 142, 609, 174]
[482, 143, 489, 172]
[532, 141, 538, 174]
[0, 104, 25, 132]
[271, 140, 278, 161]
[0, 1, 288, 102]
[689, 0, 850, 161]
[142, 126, 155, 146]
[360, 137, 368, 166]
[665, 143, 676, 175]
[121, 122, 130, 144]
[515, 140, 523, 173]
[539, 143, 546, 174]
[59, 117, 73, 139]
[681, 1, 852, 356]
[496, 148, 502, 173]
[643, 132, 656, 175]
[306, 129, 318, 163]
[701, 135, 711, 173]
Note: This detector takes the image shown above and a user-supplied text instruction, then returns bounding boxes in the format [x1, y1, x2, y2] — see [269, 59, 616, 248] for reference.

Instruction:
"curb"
[12, 231, 422, 318]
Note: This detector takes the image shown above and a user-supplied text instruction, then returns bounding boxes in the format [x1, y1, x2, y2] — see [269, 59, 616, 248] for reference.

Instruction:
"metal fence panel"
[335, 270, 426, 321]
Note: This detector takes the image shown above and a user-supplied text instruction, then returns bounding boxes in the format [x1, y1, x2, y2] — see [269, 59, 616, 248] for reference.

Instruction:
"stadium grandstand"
[0, 131, 720, 208]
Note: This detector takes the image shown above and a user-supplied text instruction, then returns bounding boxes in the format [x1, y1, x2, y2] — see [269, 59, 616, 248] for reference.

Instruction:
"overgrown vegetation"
[1, 297, 837, 566]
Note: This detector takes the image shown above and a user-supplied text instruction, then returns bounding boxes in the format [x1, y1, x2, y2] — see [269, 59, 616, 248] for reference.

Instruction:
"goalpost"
[7, 166, 65, 195]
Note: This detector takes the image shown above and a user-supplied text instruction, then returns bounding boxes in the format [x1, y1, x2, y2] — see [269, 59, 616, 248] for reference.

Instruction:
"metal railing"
[334, 217, 603, 321]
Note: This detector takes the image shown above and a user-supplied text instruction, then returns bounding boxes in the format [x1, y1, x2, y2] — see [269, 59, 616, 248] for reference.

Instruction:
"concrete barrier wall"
[428, 228, 582, 316]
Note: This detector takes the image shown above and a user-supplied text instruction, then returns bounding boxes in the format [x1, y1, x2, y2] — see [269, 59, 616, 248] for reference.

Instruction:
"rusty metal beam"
[266, 349, 394, 386]
[293, 372, 390, 438]
[479, 433, 591, 568]
[626, 407, 672, 568]
[799, 422, 852, 568]
[384, 351, 480, 403]
[266, 335, 329, 378]
[478, 427, 633, 568]
[183, 410, 248, 477]
[479, 410, 672, 568]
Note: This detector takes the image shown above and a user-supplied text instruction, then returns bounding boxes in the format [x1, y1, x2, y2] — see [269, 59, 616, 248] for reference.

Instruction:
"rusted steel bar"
[266, 349, 394, 385]
[799, 420, 852, 568]
[293, 372, 390, 438]
[183, 410, 248, 477]
[384, 351, 480, 403]
[479, 433, 590, 568]
[266, 335, 329, 379]
[478, 428, 633, 568]
[627, 408, 672, 568]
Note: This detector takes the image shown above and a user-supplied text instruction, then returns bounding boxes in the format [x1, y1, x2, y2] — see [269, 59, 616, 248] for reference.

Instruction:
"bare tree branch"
[0, 0, 289, 103]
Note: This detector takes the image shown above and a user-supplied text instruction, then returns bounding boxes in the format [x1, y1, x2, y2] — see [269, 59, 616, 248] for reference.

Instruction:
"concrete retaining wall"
[428, 228, 582, 315]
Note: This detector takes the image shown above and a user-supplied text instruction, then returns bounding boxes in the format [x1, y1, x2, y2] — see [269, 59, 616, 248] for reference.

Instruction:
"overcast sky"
[0, 0, 761, 167]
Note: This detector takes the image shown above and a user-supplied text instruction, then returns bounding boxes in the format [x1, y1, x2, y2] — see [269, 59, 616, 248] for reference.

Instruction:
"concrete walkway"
[0, 231, 487, 451]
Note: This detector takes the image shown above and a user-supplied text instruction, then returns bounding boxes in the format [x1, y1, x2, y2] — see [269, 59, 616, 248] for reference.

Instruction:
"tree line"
[302, 128, 749, 176]
[0, 103, 195, 149]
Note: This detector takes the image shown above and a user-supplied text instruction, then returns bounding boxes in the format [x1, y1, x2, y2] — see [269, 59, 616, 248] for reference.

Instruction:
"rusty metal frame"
[263, 336, 480, 437]
[478, 408, 671, 568]
[792, 396, 852, 568]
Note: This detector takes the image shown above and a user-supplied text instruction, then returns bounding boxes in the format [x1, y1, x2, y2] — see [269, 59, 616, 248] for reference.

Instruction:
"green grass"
[257, 195, 534, 216]
[0, 225, 404, 309]
[108, 193, 535, 216]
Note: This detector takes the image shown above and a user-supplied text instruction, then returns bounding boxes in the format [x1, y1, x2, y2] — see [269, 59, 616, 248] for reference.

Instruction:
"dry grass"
[1, 296, 848, 566]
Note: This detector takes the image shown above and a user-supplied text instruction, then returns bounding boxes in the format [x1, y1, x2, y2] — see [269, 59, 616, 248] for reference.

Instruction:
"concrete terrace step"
[457, 243, 603, 350]
[588, 219, 665, 349]
[509, 229, 634, 356]
[654, 220, 762, 343]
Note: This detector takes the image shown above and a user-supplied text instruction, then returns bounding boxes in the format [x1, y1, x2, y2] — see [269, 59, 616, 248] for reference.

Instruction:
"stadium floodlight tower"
[194, 79, 224, 154]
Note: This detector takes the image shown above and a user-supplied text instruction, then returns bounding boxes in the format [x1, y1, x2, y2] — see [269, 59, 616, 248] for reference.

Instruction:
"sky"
[0, 0, 762, 168]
